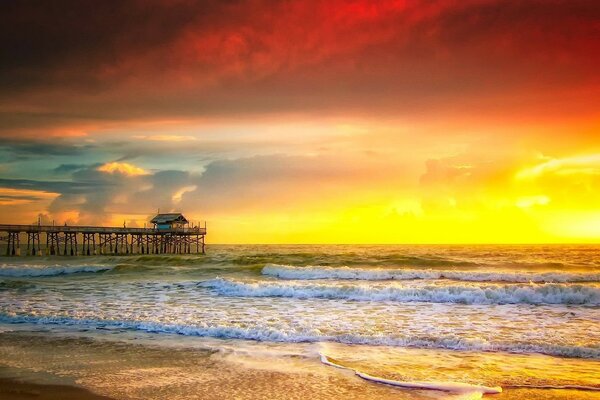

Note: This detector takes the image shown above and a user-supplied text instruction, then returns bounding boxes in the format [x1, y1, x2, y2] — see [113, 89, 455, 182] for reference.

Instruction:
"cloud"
[515, 154, 600, 180]
[0, 187, 58, 206]
[40, 166, 197, 224]
[515, 195, 550, 209]
[1, 0, 598, 130]
[417, 148, 600, 221]
[172, 185, 197, 204]
[0, 178, 107, 195]
[0, 152, 406, 224]
[133, 135, 197, 142]
[177, 153, 409, 213]
[0, 138, 94, 159]
[97, 161, 149, 176]
[53, 164, 92, 174]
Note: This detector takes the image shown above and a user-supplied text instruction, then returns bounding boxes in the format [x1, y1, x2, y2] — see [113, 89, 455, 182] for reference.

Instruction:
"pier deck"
[0, 224, 206, 256]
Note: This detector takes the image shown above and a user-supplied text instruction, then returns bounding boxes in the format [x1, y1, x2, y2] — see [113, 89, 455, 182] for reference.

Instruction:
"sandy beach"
[0, 377, 114, 400]
[1, 327, 599, 400]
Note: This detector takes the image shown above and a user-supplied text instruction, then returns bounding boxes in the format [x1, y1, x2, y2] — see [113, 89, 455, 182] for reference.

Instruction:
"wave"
[0, 265, 114, 277]
[319, 353, 502, 397]
[1, 313, 599, 359]
[232, 253, 482, 268]
[263, 264, 600, 283]
[110, 264, 154, 273]
[0, 280, 37, 290]
[200, 277, 600, 305]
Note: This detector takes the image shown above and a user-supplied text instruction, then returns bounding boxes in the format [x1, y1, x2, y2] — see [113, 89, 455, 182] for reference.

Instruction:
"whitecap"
[263, 264, 600, 283]
[2, 313, 598, 359]
[200, 277, 600, 305]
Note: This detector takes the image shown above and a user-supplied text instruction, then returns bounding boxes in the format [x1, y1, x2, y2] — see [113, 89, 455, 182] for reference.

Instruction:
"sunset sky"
[0, 0, 599, 243]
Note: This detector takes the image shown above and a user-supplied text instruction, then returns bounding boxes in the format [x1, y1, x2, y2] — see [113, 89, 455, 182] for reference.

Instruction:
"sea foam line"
[263, 264, 600, 283]
[505, 384, 600, 392]
[1, 313, 599, 359]
[0, 265, 114, 277]
[200, 277, 600, 305]
[319, 353, 502, 397]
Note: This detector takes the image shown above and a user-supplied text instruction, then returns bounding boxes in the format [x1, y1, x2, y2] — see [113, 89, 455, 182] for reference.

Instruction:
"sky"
[0, 0, 599, 243]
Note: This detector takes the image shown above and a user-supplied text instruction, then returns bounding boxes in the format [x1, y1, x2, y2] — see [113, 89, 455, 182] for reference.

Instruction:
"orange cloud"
[172, 185, 197, 204]
[0, 187, 58, 206]
[133, 135, 197, 142]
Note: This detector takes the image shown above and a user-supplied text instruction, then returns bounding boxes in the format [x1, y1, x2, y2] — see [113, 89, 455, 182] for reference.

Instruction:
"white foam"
[0, 264, 114, 277]
[3, 313, 598, 359]
[319, 353, 502, 396]
[200, 277, 600, 305]
[263, 264, 600, 283]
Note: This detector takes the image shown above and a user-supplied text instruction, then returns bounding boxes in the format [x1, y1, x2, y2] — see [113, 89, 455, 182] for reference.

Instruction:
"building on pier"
[151, 213, 189, 231]
[0, 213, 206, 256]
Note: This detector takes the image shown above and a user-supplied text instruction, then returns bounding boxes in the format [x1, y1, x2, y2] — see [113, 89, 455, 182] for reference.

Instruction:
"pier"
[0, 213, 206, 256]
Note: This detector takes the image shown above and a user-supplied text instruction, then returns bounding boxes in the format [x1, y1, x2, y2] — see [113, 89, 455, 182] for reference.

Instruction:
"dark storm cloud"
[0, 139, 94, 157]
[0, 177, 110, 194]
[0, 0, 598, 129]
[52, 164, 95, 174]
[0, 0, 220, 92]
[0, 194, 46, 202]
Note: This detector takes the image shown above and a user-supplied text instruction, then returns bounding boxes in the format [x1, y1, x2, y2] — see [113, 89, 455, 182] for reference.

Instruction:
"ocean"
[0, 245, 599, 399]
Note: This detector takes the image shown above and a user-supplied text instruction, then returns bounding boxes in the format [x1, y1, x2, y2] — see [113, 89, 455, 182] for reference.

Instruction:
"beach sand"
[0, 378, 114, 400]
[1, 329, 600, 400]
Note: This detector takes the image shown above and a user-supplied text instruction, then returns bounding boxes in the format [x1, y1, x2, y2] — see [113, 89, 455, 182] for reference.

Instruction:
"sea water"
[0, 245, 599, 399]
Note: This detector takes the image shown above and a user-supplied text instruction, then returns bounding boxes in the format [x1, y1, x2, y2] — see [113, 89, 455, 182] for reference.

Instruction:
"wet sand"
[0, 377, 114, 400]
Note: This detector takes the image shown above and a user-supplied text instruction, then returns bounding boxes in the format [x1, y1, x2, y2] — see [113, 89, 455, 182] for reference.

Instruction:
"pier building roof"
[150, 213, 189, 225]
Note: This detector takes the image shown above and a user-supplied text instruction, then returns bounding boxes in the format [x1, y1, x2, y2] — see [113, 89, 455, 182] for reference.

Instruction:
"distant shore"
[0, 377, 114, 400]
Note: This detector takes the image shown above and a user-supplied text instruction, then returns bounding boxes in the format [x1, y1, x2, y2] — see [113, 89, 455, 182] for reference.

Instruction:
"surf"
[3, 312, 598, 359]
[262, 263, 600, 283]
[200, 277, 600, 305]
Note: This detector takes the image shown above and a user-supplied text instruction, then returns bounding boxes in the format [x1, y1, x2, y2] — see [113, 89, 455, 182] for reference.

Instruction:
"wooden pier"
[0, 213, 206, 256]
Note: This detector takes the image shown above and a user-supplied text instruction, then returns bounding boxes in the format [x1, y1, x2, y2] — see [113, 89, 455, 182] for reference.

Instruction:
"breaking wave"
[0, 264, 114, 277]
[263, 264, 600, 283]
[1, 313, 598, 359]
[200, 277, 600, 305]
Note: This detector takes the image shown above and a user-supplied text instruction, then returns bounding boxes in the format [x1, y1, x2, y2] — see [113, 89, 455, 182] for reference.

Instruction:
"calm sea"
[0, 245, 599, 399]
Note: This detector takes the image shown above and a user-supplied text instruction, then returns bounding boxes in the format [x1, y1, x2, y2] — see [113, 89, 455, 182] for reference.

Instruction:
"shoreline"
[0, 377, 114, 400]
[1, 328, 600, 399]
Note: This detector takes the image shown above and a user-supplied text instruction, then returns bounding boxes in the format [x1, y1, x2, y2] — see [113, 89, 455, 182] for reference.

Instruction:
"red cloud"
[1, 0, 599, 130]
